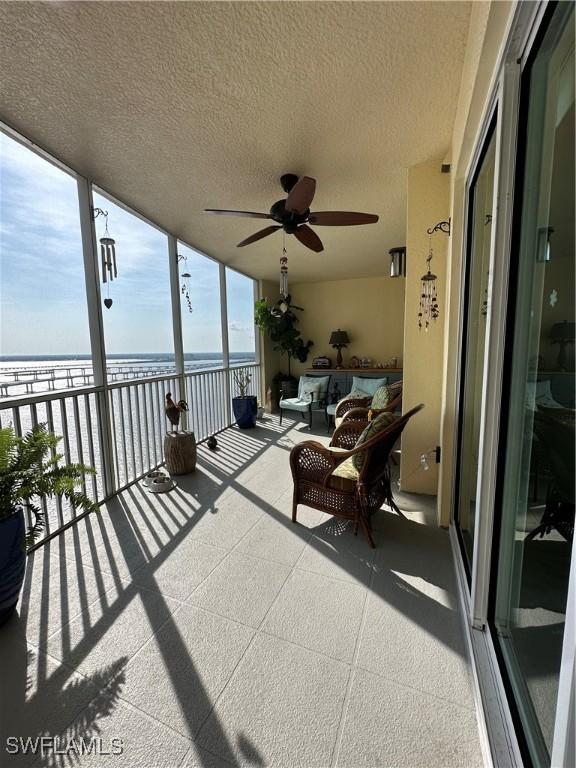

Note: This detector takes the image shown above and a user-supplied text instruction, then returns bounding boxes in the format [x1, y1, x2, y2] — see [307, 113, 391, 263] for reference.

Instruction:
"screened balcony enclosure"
[0, 114, 483, 768]
[2, 2, 575, 767]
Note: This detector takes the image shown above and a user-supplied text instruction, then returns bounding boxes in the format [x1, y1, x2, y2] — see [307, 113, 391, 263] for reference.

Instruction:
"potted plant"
[254, 295, 314, 400]
[0, 423, 98, 625]
[232, 369, 258, 428]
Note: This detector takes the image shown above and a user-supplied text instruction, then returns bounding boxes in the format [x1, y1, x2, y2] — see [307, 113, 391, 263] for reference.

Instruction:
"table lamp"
[329, 329, 350, 369]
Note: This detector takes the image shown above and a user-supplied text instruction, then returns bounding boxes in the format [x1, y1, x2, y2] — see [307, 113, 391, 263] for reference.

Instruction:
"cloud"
[0, 132, 257, 356]
[229, 320, 252, 333]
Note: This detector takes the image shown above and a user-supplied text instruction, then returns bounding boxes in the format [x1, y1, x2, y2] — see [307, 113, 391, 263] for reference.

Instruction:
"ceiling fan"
[204, 173, 379, 253]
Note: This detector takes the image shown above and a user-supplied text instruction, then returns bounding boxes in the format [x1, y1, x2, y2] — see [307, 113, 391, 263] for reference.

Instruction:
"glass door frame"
[488, 3, 576, 765]
[453, 109, 498, 585]
[450, 1, 575, 766]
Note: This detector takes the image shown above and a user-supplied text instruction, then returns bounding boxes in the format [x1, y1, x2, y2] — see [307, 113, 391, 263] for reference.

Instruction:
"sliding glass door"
[492, 4, 574, 765]
[455, 122, 497, 577]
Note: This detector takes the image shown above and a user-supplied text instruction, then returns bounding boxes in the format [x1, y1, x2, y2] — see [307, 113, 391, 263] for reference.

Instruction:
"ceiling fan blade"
[308, 211, 379, 226]
[205, 209, 271, 219]
[293, 224, 324, 252]
[285, 176, 316, 214]
[237, 225, 281, 247]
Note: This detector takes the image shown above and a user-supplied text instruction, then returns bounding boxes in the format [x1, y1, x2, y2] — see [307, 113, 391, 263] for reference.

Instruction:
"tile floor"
[0, 414, 483, 768]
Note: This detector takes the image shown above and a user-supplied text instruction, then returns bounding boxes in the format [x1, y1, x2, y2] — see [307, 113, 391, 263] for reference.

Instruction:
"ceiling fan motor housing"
[270, 199, 309, 231]
[280, 173, 299, 193]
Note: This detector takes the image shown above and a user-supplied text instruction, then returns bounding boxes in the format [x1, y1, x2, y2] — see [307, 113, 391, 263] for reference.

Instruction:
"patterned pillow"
[300, 381, 321, 401]
[351, 376, 388, 396]
[371, 385, 392, 410]
[352, 411, 397, 471]
[298, 375, 329, 399]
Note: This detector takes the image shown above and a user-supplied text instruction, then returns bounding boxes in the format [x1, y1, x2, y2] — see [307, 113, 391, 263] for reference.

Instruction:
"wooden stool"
[164, 431, 196, 475]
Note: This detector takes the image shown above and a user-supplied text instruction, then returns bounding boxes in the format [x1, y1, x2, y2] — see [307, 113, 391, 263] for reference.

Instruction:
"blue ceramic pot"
[0, 508, 26, 626]
[232, 396, 258, 429]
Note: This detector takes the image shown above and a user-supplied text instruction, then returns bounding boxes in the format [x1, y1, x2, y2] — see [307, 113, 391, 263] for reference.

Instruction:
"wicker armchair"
[340, 380, 403, 428]
[332, 394, 373, 426]
[290, 404, 424, 547]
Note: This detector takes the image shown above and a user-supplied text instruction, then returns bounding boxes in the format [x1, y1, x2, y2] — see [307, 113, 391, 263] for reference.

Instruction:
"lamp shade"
[329, 329, 349, 347]
[550, 321, 575, 342]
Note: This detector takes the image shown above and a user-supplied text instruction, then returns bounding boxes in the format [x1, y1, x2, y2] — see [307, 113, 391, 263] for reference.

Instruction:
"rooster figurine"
[165, 392, 188, 431]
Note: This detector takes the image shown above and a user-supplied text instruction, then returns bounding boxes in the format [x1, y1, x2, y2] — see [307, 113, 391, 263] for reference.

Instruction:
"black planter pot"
[0, 508, 26, 626]
[279, 378, 298, 399]
[232, 396, 258, 429]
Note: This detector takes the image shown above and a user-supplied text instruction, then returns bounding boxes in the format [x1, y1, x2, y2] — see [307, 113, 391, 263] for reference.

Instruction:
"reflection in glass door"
[455, 123, 497, 576]
[492, 4, 574, 766]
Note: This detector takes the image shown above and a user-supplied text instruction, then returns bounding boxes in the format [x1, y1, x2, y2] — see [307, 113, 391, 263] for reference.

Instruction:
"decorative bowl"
[148, 475, 175, 493]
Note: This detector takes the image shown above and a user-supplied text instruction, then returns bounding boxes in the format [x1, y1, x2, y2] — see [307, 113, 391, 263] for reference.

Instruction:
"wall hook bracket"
[427, 218, 451, 236]
[91, 206, 108, 221]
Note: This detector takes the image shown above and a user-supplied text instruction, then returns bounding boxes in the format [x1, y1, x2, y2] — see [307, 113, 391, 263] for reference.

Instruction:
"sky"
[0, 132, 255, 357]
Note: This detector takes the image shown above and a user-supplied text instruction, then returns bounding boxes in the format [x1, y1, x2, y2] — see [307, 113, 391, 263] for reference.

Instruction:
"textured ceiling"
[0, 1, 470, 282]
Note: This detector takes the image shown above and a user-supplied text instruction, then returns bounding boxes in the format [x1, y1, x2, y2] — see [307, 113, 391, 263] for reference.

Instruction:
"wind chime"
[178, 254, 193, 313]
[418, 219, 450, 331]
[279, 243, 289, 299]
[93, 208, 117, 309]
[418, 235, 439, 331]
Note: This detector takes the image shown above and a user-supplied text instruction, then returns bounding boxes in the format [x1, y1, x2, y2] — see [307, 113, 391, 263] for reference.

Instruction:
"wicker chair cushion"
[352, 412, 397, 471]
[371, 385, 392, 410]
[351, 376, 387, 396]
[328, 456, 359, 491]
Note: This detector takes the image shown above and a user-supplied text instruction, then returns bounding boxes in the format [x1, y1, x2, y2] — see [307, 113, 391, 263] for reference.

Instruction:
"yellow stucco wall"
[400, 161, 450, 496]
[286, 276, 405, 378]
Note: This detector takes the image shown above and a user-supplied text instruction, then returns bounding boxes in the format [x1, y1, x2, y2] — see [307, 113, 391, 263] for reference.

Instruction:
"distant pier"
[0, 360, 245, 398]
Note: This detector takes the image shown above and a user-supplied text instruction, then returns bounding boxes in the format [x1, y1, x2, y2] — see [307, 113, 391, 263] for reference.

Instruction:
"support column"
[168, 235, 186, 424]
[400, 160, 450, 498]
[77, 177, 116, 497]
[219, 263, 232, 424]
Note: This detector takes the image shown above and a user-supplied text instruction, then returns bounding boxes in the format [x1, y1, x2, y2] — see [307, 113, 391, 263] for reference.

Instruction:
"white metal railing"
[0, 387, 105, 539]
[108, 373, 183, 489]
[0, 363, 261, 545]
[185, 368, 229, 443]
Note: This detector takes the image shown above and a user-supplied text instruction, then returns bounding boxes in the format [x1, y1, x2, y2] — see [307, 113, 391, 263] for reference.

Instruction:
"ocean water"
[0, 352, 255, 398]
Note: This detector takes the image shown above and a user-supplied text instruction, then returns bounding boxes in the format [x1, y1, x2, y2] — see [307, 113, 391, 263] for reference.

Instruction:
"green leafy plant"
[254, 295, 313, 377]
[233, 369, 252, 398]
[0, 423, 98, 548]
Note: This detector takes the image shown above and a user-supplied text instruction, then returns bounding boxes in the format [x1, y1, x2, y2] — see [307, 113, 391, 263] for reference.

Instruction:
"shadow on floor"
[2, 413, 467, 767]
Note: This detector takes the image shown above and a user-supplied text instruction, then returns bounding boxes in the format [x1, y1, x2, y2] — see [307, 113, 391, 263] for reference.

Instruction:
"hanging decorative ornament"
[93, 207, 117, 309]
[178, 254, 193, 314]
[181, 272, 192, 313]
[279, 245, 288, 299]
[418, 235, 439, 331]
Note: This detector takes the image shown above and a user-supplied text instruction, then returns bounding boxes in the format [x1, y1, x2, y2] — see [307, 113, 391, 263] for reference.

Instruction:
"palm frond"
[0, 422, 98, 549]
